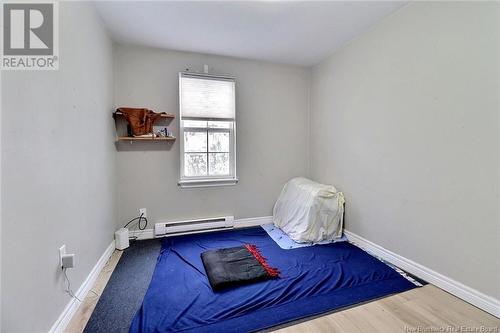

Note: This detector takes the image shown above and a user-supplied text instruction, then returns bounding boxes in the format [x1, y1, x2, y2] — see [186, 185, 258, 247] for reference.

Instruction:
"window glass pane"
[185, 153, 207, 177]
[208, 132, 230, 152]
[208, 121, 231, 129]
[209, 153, 230, 176]
[183, 120, 207, 128]
[184, 131, 207, 152]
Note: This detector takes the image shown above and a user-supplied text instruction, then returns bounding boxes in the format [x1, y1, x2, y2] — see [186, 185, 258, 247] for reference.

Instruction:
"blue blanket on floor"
[130, 227, 416, 333]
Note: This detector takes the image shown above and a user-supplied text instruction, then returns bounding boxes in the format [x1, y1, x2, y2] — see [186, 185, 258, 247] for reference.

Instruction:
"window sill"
[178, 178, 239, 188]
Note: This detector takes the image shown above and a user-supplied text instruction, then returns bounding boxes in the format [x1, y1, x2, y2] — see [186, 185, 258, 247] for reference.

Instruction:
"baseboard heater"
[154, 216, 235, 237]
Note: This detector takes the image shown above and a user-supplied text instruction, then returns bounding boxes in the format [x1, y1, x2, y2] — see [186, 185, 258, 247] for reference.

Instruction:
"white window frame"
[178, 73, 238, 188]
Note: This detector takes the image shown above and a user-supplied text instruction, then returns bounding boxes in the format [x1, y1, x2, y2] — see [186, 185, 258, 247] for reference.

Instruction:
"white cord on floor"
[89, 289, 100, 298]
[63, 268, 82, 302]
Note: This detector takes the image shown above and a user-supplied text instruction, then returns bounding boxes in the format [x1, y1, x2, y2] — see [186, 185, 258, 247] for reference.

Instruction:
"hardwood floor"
[273, 285, 499, 333]
[66, 250, 499, 333]
[65, 250, 123, 333]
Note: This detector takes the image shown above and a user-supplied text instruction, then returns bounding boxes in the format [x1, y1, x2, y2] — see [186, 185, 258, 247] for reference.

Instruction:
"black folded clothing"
[201, 244, 280, 291]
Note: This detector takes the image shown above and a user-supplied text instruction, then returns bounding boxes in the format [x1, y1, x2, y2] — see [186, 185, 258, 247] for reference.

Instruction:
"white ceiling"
[94, 1, 406, 66]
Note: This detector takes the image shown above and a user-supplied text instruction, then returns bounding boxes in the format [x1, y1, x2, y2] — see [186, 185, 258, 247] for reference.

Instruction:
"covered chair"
[273, 177, 345, 243]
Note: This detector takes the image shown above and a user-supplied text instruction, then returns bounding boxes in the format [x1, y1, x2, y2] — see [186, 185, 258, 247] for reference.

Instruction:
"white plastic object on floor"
[261, 223, 347, 249]
[115, 228, 130, 250]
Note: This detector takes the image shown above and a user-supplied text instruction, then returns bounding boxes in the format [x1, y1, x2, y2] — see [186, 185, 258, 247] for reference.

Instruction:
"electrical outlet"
[62, 253, 75, 268]
[139, 208, 147, 218]
[59, 245, 66, 268]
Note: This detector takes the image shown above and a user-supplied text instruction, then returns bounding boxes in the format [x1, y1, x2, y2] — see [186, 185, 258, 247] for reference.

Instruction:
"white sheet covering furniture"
[273, 177, 345, 243]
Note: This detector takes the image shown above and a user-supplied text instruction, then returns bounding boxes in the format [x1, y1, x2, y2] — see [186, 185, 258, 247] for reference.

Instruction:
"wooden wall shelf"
[118, 136, 176, 141]
[113, 111, 175, 119]
[113, 110, 176, 148]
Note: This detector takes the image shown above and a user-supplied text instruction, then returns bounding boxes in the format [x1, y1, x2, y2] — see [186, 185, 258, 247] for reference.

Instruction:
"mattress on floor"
[130, 227, 417, 333]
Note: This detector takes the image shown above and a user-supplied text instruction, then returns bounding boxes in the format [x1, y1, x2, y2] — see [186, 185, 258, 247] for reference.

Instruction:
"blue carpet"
[84, 239, 161, 333]
[130, 227, 417, 333]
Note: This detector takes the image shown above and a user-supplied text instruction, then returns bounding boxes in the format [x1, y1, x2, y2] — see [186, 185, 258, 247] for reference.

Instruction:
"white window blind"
[180, 73, 235, 121]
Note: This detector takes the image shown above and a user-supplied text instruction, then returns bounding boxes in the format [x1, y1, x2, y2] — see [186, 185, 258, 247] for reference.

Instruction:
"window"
[179, 73, 237, 187]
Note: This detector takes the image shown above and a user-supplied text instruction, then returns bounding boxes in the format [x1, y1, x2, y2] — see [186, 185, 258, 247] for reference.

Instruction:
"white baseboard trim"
[129, 216, 273, 240]
[344, 230, 500, 318]
[49, 241, 116, 333]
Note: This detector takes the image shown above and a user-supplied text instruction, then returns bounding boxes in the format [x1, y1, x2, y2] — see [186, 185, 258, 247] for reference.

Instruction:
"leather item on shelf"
[116, 107, 166, 136]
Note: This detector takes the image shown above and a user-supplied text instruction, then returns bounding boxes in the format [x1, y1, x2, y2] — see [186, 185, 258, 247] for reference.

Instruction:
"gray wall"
[0, 67, 3, 330]
[114, 45, 310, 226]
[310, 2, 499, 298]
[1, 2, 116, 331]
